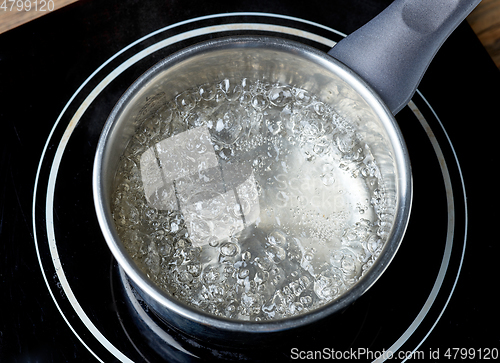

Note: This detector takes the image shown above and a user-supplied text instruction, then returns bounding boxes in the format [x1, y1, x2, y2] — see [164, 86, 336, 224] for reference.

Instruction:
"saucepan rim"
[93, 35, 412, 335]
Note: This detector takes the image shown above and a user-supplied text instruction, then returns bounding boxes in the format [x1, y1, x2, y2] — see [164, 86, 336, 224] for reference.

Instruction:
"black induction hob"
[2, 0, 499, 362]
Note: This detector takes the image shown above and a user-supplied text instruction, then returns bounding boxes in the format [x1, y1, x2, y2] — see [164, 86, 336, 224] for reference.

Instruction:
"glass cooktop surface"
[1, 0, 499, 362]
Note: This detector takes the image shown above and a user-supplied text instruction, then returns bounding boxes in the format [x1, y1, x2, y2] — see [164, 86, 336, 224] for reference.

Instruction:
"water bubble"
[336, 133, 356, 153]
[225, 304, 236, 316]
[144, 207, 158, 221]
[313, 136, 331, 155]
[268, 230, 287, 246]
[299, 275, 312, 288]
[210, 284, 226, 302]
[268, 86, 293, 107]
[210, 104, 244, 146]
[314, 269, 343, 300]
[270, 266, 285, 286]
[241, 292, 261, 310]
[251, 94, 269, 111]
[198, 83, 217, 101]
[289, 281, 304, 296]
[117, 201, 140, 225]
[202, 265, 225, 284]
[290, 302, 304, 315]
[238, 269, 250, 279]
[341, 255, 356, 273]
[157, 242, 172, 258]
[313, 101, 326, 115]
[189, 217, 212, 240]
[299, 294, 313, 307]
[175, 90, 197, 113]
[242, 250, 252, 261]
[293, 88, 312, 105]
[230, 203, 243, 219]
[208, 237, 219, 248]
[239, 91, 252, 106]
[321, 172, 335, 186]
[266, 118, 282, 135]
[255, 256, 273, 272]
[304, 250, 314, 262]
[366, 235, 381, 253]
[266, 245, 286, 264]
[220, 242, 238, 257]
[219, 79, 242, 101]
[177, 270, 194, 284]
[186, 263, 202, 277]
[253, 270, 268, 285]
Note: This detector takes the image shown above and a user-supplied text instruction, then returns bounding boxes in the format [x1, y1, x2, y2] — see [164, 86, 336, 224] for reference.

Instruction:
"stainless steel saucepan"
[93, 0, 479, 344]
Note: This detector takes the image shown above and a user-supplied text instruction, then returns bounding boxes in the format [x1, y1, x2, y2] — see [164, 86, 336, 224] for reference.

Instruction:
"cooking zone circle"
[32, 13, 467, 362]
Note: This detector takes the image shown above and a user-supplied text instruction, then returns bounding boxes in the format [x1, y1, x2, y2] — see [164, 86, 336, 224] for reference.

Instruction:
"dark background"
[1, 0, 499, 361]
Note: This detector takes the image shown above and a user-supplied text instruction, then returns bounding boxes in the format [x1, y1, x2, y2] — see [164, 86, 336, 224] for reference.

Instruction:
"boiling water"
[112, 78, 393, 321]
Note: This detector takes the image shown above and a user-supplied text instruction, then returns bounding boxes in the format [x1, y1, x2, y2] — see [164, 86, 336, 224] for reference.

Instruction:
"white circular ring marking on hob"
[373, 96, 467, 362]
[398, 93, 467, 363]
[43, 22, 333, 362]
[32, 14, 345, 362]
[31, 12, 466, 362]
[117, 266, 197, 359]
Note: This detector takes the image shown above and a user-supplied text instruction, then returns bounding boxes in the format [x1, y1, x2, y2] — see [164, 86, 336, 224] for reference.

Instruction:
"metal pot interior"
[93, 36, 411, 337]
